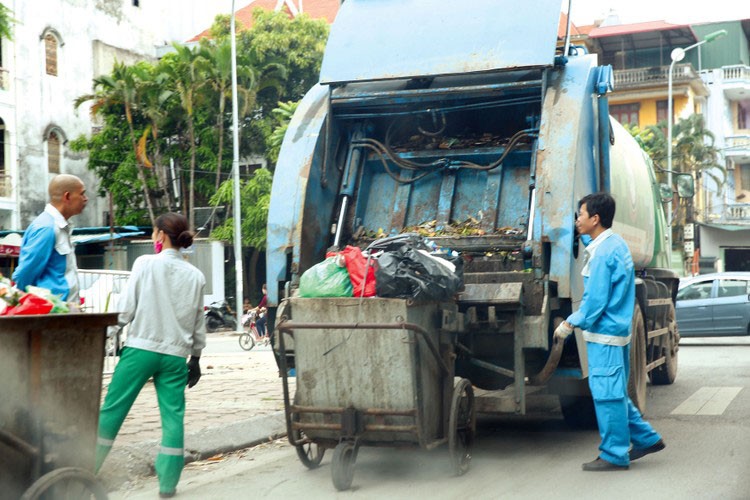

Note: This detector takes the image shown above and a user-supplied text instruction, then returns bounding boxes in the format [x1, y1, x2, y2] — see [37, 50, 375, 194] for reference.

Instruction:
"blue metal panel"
[536, 55, 599, 299]
[350, 150, 533, 236]
[266, 84, 333, 307]
[320, 0, 562, 84]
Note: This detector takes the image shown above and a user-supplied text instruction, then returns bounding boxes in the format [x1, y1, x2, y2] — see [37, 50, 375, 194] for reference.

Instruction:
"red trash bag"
[341, 246, 377, 297]
[2, 293, 54, 316]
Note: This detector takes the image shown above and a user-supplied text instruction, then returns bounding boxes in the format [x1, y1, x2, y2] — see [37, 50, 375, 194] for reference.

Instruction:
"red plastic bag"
[341, 246, 376, 297]
[1, 293, 54, 316]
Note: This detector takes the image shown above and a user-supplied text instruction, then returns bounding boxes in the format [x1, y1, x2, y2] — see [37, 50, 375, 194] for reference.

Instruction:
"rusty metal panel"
[0, 314, 117, 496]
[320, 0, 561, 84]
[458, 283, 523, 306]
[353, 150, 533, 236]
[289, 298, 446, 446]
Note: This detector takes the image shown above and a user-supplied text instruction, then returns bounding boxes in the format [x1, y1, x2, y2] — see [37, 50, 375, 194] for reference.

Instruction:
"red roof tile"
[588, 20, 692, 38]
[188, 0, 340, 42]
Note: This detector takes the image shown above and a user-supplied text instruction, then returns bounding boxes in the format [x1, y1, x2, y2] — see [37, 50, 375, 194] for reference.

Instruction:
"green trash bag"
[299, 256, 354, 298]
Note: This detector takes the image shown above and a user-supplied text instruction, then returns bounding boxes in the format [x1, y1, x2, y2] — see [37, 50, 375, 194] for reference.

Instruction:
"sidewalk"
[97, 333, 293, 492]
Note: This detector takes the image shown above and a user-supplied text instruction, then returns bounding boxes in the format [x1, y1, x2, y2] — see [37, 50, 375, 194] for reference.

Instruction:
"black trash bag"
[374, 244, 462, 301]
[366, 233, 430, 254]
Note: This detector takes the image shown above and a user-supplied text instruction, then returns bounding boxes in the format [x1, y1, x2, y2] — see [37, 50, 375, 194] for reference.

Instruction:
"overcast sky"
[567, 0, 750, 26]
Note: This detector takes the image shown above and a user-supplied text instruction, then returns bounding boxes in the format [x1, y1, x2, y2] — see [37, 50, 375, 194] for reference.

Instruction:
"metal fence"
[78, 269, 131, 373]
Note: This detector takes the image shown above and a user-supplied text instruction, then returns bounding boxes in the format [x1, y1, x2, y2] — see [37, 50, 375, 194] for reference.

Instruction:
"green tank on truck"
[265, 0, 681, 429]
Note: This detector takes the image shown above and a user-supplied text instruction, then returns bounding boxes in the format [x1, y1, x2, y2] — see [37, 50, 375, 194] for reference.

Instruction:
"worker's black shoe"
[582, 457, 629, 471]
[159, 491, 176, 498]
[630, 439, 666, 461]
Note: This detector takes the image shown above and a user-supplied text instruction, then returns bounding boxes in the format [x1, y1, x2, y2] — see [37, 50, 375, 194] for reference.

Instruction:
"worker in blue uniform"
[554, 192, 665, 471]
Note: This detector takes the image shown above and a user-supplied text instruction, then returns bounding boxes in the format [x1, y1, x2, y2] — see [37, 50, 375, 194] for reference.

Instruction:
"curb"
[98, 411, 287, 491]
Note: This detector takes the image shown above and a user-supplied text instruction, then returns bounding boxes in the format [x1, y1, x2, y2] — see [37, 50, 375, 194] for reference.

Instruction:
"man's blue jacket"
[567, 229, 635, 341]
[12, 211, 71, 299]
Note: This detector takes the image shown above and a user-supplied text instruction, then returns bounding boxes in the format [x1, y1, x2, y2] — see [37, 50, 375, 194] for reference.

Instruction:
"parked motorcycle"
[204, 299, 237, 332]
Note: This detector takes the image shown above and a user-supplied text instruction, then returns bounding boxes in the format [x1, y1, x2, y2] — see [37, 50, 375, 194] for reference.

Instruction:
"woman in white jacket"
[95, 212, 206, 498]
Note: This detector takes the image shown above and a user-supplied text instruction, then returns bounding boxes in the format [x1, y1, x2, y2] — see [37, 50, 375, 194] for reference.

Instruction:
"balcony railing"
[613, 63, 698, 88]
[724, 203, 750, 222]
[722, 65, 750, 82]
[726, 136, 750, 154]
[0, 175, 11, 198]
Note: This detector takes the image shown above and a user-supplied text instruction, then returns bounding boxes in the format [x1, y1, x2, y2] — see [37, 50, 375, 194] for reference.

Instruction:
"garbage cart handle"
[0, 428, 39, 459]
[277, 320, 451, 375]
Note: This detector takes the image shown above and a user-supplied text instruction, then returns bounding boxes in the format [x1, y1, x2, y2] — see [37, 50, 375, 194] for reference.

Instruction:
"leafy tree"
[210, 168, 273, 296]
[267, 100, 299, 164]
[0, 4, 15, 41]
[160, 44, 207, 230]
[74, 63, 158, 225]
[627, 114, 725, 250]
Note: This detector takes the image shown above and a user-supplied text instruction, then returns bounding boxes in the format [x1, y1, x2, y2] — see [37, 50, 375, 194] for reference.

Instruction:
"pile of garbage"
[0, 276, 70, 315]
[299, 234, 463, 302]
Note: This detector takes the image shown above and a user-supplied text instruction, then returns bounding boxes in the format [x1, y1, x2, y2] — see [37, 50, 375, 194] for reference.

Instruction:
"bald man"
[13, 174, 88, 302]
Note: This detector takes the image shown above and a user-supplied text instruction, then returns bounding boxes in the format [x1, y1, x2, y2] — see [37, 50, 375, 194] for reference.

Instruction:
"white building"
[0, 0, 232, 229]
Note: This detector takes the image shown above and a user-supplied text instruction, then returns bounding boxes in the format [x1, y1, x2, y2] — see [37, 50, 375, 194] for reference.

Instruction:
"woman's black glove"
[187, 356, 201, 388]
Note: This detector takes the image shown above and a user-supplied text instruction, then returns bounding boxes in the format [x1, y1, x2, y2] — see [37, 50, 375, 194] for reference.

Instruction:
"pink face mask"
[154, 240, 163, 254]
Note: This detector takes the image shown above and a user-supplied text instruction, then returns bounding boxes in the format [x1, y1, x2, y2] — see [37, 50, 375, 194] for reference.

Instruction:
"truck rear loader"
[266, 0, 680, 431]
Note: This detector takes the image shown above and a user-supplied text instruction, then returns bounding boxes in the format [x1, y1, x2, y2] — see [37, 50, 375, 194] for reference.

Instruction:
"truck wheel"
[651, 304, 678, 385]
[628, 304, 648, 413]
[559, 395, 597, 429]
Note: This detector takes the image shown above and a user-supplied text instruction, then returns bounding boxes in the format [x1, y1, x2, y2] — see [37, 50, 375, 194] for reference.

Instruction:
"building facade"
[582, 16, 750, 274]
[0, 0, 227, 230]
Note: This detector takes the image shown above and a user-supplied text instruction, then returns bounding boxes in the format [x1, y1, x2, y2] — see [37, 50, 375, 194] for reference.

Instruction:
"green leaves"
[73, 8, 328, 236]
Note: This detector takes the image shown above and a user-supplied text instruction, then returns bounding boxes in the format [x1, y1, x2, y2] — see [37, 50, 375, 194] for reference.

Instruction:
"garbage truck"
[266, 0, 681, 430]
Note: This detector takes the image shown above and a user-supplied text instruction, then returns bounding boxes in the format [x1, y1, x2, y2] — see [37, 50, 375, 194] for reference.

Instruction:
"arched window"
[45, 34, 57, 76]
[40, 28, 63, 77]
[47, 131, 60, 174]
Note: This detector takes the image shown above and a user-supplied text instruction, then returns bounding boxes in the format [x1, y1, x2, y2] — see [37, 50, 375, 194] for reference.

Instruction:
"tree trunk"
[127, 121, 155, 226]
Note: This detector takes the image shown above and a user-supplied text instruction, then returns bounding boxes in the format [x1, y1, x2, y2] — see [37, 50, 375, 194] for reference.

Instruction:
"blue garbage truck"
[266, 0, 680, 454]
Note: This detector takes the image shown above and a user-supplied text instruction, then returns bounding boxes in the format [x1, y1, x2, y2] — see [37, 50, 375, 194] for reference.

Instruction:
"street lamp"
[666, 29, 726, 254]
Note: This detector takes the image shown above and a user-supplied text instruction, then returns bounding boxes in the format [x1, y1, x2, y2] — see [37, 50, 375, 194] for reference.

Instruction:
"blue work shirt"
[12, 205, 78, 301]
[566, 229, 635, 341]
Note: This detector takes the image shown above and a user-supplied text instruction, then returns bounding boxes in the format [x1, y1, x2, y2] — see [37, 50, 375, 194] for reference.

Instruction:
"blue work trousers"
[587, 342, 661, 466]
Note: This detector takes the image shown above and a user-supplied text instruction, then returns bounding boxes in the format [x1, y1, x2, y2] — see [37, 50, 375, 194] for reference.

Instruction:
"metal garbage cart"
[0, 313, 118, 499]
[276, 297, 475, 491]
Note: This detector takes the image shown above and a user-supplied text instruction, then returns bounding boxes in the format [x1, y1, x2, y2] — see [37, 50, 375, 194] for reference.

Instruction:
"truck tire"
[651, 304, 679, 385]
[628, 304, 648, 413]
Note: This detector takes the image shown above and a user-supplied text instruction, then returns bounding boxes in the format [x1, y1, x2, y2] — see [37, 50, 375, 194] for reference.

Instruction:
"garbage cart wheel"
[21, 467, 108, 500]
[238, 333, 256, 351]
[291, 397, 324, 469]
[331, 441, 357, 491]
[449, 378, 475, 476]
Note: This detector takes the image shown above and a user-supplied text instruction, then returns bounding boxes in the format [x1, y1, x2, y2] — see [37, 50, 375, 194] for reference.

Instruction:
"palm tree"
[671, 114, 725, 188]
[135, 62, 176, 212]
[161, 44, 205, 230]
[75, 62, 156, 225]
[199, 38, 255, 191]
